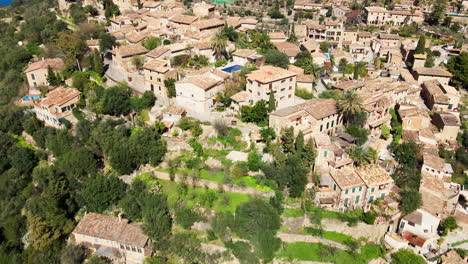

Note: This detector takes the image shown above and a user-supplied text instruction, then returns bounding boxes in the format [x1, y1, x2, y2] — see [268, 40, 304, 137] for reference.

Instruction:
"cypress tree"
[268, 89, 276, 112]
[414, 36, 426, 54]
[93, 49, 104, 76]
[47, 66, 59, 86]
[295, 131, 304, 153]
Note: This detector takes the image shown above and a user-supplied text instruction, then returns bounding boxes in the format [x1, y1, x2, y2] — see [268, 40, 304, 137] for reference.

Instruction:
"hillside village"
[0, 0, 467, 263]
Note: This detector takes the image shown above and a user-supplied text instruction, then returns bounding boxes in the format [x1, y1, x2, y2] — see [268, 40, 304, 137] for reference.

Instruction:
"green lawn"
[283, 208, 305, 217]
[277, 242, 383, 263]
[8, 133, 34, 149]
[452, 239, 468, 247]
[304, 227, 356, 245]
[135, 173, 250, 213]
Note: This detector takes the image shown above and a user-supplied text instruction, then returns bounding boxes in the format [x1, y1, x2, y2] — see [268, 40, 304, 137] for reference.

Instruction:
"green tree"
[268, 89, 276, 112]
[55, 147, 97, 181]
[79, 174, 126, 213]
[57, 32, 87, 68]
[142, 193, 173, 250]
[338, 91, 363, 125]
[9, 147, 37, 174]
[346, 146, 376, 166]
[60, 244, 86, 264]
[302, 139, 317, 168]
[381, 124, 390, 140]
[211, 31, 228, 60]
[326, 6, 333, 17]
[164, 78, 176, 98]
[102, 84, 131, 115]
[440, 216, 458, 231]
[46, 66, 60, 86]
[240, 100, 269, 125]
[320, 41, 330, 52]
[248, 147, 261, 171]
[281, 126, 295, 153]
[234, 199, 281, 239]
[400, 189, 422, 215]
[264, 49, 290, 69]
[119, 180, 148, 221]
[93, 49, 104, 76]
[445, 52, 468, 89]
[143, 37, 161, 50]
[338, 58, 348, 74]
[414, 36, 426, 54]
[295, 131, 305, 153]
[391, 249, 425, 264]
[99, 32, 116, 52]
[427, 0, 447, 25]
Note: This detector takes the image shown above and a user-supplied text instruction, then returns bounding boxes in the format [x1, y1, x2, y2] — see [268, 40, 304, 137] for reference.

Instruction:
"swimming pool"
[222, 64, 241, 73]
[22, 95, 40, 101]
[324, 53, 330, 60]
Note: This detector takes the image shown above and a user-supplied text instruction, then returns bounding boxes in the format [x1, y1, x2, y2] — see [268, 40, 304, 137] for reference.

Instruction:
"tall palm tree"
[210, 31, 228, 60]
[338, 91, 363, 125]
[303, 59, 321, 89]
[347, 146, 375, 166]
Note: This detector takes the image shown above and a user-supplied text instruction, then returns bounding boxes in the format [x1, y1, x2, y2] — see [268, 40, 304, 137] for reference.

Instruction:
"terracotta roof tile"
[24, 58, 65, 73]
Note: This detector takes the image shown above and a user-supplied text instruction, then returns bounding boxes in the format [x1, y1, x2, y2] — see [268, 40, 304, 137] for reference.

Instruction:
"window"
[320, 124, 323, 132]
[33, 82, 37, 87]
[352, 188, 356, 193]
[331, 121, 334, 127]
[150, 84, 154, 91]
[31, 74, 35, 80]
[157, 78, 161, 82]
[150, 76, 153, 80]
[355, 195, 360, 204]
[131, 246, 136, 252]
[333, 184, 336, 191]
[120, 244, 124, 249]
[381, 193, 385, 199]
[369, 196, 374, 202]
[326, 122, 329, 129]
[324, 150, 328, 157]
[289, 78, 292, 82]
[289, 86, 292, 90]
[288, 94, 292, 98]
[126, 245, 130, 250]
[344, 198, 348, 207]
[371, 187, 375, 192]
[138, 248, 142, 253]
[358, 186, 362, 191]
[345, 189, 348, 194]
[257, 92, 260, 96]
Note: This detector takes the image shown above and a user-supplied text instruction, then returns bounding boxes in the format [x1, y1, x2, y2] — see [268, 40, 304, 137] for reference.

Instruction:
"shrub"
[214, 59, 227, 67]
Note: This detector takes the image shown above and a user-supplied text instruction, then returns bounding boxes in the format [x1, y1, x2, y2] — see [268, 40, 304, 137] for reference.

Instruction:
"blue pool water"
[324, 53, 330, 59]
[0, 0, 13, 7]
[22, 95, 40, 101]
[222, 64, 241, 73]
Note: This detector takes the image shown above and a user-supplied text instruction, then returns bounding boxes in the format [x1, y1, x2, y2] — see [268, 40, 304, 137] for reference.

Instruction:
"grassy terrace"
[304, 227, 357, 245]
[277, 242, 384, 263]
[158, 167, 274, 193]
[135, 173, 250, 213]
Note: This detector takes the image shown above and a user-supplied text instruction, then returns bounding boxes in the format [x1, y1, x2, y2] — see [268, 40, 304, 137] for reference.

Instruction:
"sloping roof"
[233, 49, 256, 58]
[332, 80, 365, 91]
[178, 76, 220, 90]
[231, 91, 251, 102]
[423, 153, 446, 171]
[24, 58, 65, 73]
[365, 6, 388, 13]
[72, 213, 148, 247]
[169, 14, 198, 24]
[402, 231, 426, 247]
[403, 210, 423, 225]
[40, 87, 80, 107]
[379, 33, 400, 40]
[268, 32, 286, 39]
[143, 59, 169, 72]
[247, 65, 296, 83]
[414, 67, 453, 77]
[301, 39, 320, 52]
[164, 105, 186, 115]
[270, 99, 338, 120]
[192, 18, 224, 30]
[296, 74, 314, 83]
[273, 41, 301, 57]
[355, 164, 394, 187]
[115, 44, 148, 58]
[146, 45, 171, 58]
[434, 111, 460, 126]
[330, 166, 365, 189]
